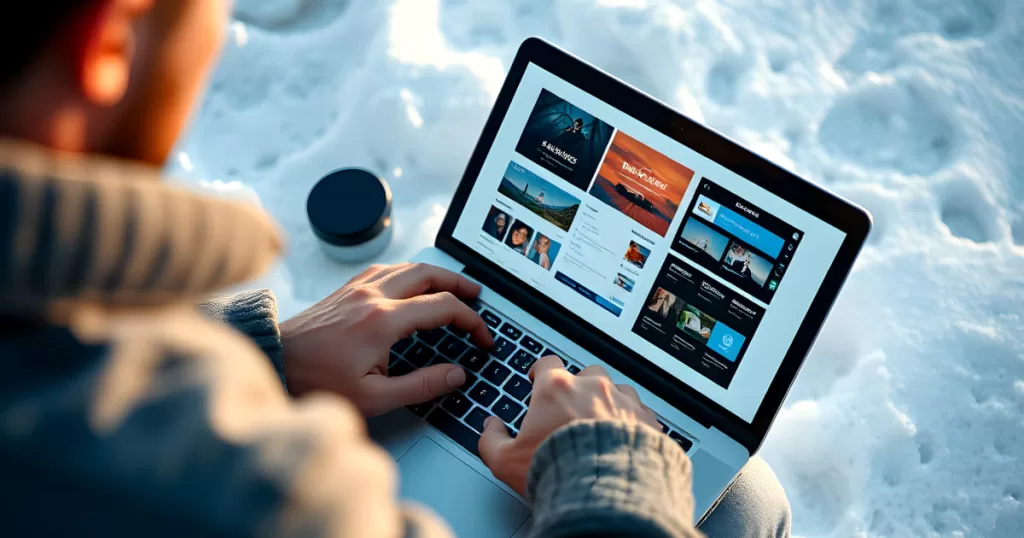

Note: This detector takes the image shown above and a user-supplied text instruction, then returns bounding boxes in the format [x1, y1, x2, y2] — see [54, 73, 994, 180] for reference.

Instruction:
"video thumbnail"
[498, 161, 581, 232]
[677, 304, 717, 343]
[678, 218, 729, 261]
[588, 131, 695, 236]
[723, 242, 773, 287]
[644, 287, 684, 325]
[482, 206, 511, 242]
[623, 241, 651, 269]
[514, 89, 614, 191]
[527, 233, 561, 271]
[613, 273, 636, 292]
[505, 219, 534, 256]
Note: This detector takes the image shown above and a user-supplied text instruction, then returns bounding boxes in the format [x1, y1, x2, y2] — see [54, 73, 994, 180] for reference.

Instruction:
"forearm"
[198, 289, 286, 386]
[527, 420, 703, 538]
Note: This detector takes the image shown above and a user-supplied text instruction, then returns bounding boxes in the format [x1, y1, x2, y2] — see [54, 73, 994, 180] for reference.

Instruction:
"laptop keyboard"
[388, 301, 694, 458]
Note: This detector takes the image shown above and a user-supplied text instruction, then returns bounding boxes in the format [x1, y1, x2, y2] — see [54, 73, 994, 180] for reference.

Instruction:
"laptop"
[368, 38, 871, 538]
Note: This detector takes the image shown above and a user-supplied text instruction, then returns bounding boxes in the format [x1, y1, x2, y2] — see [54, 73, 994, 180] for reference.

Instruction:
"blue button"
[708, 323, 745, 362]
[712, 206, 784, 259]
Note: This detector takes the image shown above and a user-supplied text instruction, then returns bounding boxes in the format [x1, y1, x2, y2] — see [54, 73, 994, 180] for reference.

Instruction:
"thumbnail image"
[505, 219, 534, 256]
[623, 241, 651, 269]
[677, 304, 717, 342]
[588, 131, 695, 237]
[498, 161, 581, 232]
[645, 287, 684, 323]
[693, 195, 721, 223]
[482, 206, 510, 241]
[613, 273, 636, 292]
[679, 218, 729, 261]
[527, 233, 561, 270]
[723, 242, 774, 287]
[514, 89, 615, 191]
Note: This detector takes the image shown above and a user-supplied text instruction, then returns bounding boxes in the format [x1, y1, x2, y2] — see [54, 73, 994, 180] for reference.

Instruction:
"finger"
[379, 263, 482, 301]
[529, 355, 565, 383]
[478, 416, 514, 469]
[361, 364, 467, 415]
[616, 384, 641, 403]
[348, 263, 397, 286]
[578, 365, 609, 378]
[389, 292, 493, 347]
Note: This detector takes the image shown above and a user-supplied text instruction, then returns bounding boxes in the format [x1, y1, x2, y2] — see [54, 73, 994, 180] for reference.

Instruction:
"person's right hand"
[478, 356, 661, 496]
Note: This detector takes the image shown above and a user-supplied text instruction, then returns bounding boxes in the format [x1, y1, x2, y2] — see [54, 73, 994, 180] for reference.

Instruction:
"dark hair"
[1, 2, 90, 89]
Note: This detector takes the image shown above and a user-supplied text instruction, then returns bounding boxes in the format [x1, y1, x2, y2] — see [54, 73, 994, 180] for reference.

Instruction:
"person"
[0, 2, 791, 537]
[529, 234, 553, 269]
[625, 241, 649, 267]
[483, 209, 508, 240]
[505, 221, 533, 255]
[646, 288, 678, 320]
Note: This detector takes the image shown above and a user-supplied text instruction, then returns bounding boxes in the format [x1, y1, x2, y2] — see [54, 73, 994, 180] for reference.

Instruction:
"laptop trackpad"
[398, 437, 530, 538]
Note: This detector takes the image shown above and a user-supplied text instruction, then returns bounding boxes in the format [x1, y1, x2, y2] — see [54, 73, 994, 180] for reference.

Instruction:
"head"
[534, 234, 550, 254]
[0, 0, 231, 165]
[495, 213, 507, 229]
[573, 118, 583, 130]
[510, 225, 529, 246]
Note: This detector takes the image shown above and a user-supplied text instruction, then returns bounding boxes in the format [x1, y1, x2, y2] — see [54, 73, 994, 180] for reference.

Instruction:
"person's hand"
[280, 263, 494, 417]
[478, 356, 660, 496]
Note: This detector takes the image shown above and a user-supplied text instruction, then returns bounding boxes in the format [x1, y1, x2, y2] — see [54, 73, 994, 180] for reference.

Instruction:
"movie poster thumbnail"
[498, 161, 581, 232]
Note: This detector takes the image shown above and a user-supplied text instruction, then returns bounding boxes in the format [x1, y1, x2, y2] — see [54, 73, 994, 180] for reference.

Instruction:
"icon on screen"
[793, 232, 800, 240]
[768, 280, 779, 291]
[698, 201, 714, 217]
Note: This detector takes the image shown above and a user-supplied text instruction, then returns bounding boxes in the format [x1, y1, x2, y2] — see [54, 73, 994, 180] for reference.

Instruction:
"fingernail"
[446, 368, 466, 389]
[484, 416, 496, 428]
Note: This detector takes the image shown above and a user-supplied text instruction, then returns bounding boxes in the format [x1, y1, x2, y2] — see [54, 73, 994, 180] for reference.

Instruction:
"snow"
[172, 0, 1024, 536]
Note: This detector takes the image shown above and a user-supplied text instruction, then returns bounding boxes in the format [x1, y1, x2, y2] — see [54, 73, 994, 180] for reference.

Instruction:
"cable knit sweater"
[0, 140, 702, 538]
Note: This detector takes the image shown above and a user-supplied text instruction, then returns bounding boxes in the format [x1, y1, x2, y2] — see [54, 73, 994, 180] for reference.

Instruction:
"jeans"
[698, 457, 792, 538]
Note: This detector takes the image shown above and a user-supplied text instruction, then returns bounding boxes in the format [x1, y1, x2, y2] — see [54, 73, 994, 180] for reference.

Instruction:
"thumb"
[364, 364, 467, 414]
[478, 416, 513, 468]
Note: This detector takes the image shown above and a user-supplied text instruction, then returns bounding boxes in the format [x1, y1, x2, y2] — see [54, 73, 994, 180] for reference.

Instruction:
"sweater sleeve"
[526, 420, 704, 538]
[199, 289, 286, 386]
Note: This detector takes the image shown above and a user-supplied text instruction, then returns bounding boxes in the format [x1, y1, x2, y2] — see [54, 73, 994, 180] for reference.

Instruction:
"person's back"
[0, 2, 790, 537]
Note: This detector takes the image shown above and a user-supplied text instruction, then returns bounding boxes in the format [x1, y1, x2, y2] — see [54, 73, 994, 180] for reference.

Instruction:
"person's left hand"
[279, 263, 494, 417]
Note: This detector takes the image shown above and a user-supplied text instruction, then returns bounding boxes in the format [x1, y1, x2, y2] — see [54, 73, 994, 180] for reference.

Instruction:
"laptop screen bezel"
[436, 38, 871, 452]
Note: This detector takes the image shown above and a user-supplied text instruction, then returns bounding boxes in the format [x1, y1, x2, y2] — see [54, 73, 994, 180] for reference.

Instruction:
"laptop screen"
[451, 63, 847, 423]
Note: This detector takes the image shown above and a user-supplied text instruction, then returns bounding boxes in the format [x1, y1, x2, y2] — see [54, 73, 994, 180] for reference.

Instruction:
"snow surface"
[172, 0, 1024, 536]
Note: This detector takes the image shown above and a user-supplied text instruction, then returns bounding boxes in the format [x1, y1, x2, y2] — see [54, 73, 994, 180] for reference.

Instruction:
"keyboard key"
[499, 323, 523, 341]
[508, 350, 536, 375]
[657, 420, 670, 434]
[407, 400, 434, 417]
[482, 361, 512, 385]
[426, 409, 481, 457]
[392, 338, 414, 354]
[480, 309, 502, 328]
[389, 351, 402, 367]
[467, 381, 499, 407]
[491, 337, 515, 361]
[460, 371, 478, 391]
[465, 407, 491, 433]
[406, 342, 435, 367]
[428, 354, 452, 366]
[389, 359, 415, 377]
[503, 375, 532, 402]
[464, 299, 483, 312]
[488, 328, 496, 339]
[492, 396, 523, 424]
[669, 431, 694, 452]
[418, 328, 447, 346]
[442, 392, 473, 418]
[438, 335, 469, 360]
[459, 348, 488, 372]
[514, 413, 525, 430]
[567, 364, 581, 374]
[520, 336, 543, 355]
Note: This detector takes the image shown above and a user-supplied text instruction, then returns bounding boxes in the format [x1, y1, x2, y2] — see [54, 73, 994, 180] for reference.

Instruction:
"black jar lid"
[307, 168, 392, 247]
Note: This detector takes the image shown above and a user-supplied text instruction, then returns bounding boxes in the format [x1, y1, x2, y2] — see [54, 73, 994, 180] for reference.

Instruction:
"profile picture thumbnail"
[623, 241, 651, 269]
[505, 219, 534, 255]
[678, 304, 717, 342]
[723, 242, 773, 287]
[527, 233, 561, 270]
[482, 206, 510, 241]
[613, 273, 636, 292]
[645, 287, 683, 323]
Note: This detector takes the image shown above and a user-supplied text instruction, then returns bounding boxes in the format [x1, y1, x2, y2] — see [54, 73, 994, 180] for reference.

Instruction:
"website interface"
[453, 64, 846, 422]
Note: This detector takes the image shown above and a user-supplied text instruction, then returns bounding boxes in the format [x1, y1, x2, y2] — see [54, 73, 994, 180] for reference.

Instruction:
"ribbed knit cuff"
[199, 289, 285, 387]
[526, 420, 701, 538]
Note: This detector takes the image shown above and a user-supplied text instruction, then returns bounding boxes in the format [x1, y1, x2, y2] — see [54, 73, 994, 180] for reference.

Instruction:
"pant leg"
[697, 456, 792, 538]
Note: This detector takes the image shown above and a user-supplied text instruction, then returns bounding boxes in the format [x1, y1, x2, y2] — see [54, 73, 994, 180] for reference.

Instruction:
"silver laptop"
[368, 38, 871, 538]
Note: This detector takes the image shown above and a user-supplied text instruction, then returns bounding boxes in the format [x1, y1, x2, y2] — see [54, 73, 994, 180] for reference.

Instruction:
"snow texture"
[172, 0, 1024, 536]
